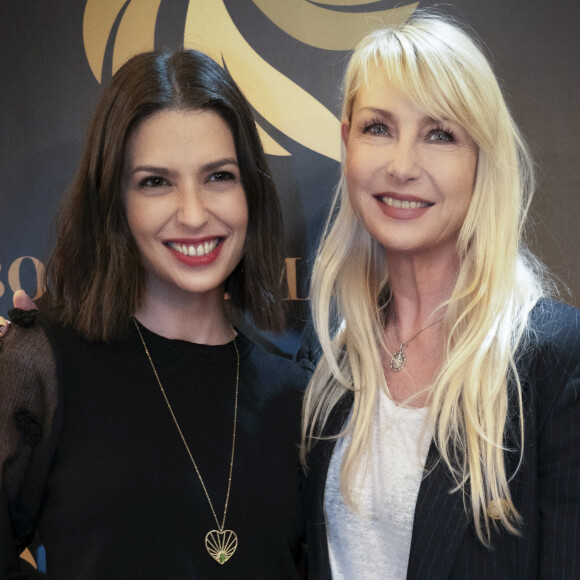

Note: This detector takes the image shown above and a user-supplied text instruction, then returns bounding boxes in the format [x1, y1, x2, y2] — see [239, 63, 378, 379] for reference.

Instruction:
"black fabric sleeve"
[0, 318, 58, 579]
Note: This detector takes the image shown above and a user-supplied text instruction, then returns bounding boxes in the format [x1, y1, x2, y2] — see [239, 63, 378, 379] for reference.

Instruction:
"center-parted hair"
[47, 49, 285, 340]
[302, 13, 551, 544]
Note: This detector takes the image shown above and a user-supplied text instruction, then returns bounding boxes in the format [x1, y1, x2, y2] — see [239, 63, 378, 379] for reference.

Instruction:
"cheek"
[228, 192, 249, 240]
[462, 146, 478, 189]
[346, 187, 369, 228]
[234, 193, 249, 226]
[441, 154, 477, 203]
[345, 155, 375, 217]
[123, 197, 140, 238]
[124, 196, 164, 244]
[125, 203, 148, 239]
[344, 157, 363, 202]
[458, 160, 477, 211]
[344, 145, 381, 193]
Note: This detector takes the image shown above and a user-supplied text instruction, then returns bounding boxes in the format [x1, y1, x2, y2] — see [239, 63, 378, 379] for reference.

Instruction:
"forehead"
[350, 65, 422, 117]
[351, 62, 472, 129]
[124, 109, 236, 165]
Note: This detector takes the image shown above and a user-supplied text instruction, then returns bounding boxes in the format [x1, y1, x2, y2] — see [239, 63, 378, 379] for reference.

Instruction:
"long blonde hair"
[301, 13, 550, 545]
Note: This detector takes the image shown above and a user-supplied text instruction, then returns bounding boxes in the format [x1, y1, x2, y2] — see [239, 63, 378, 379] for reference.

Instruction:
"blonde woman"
[300, 14, 580, 579]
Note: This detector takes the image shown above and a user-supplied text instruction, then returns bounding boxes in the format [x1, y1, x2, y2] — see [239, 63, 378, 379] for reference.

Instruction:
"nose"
[386, 139, 421, 182]
[176, 186, 209, 229]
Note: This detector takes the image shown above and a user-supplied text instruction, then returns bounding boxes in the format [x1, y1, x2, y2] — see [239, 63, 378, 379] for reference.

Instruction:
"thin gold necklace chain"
[132, 317, 239, 532]
[392, 302, 445, 347]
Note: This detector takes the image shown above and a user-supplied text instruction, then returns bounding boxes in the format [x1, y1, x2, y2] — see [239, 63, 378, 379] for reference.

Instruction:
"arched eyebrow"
[129, 165, 171, 177]
[355, 106, 441, 127]
[127, 158, 239, 178]
[355, 106, 396, 120]
[201, 158, 239, 172]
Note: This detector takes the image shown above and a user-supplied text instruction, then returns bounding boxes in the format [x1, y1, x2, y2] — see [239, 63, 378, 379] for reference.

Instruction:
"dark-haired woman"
[0, 49, 308, 579]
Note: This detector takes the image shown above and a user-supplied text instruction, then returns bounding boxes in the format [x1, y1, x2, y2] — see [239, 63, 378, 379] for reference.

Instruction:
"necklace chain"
[132, 318, 239, 563]
[389, 303, 444, 372]
[392, 302, 444, 348]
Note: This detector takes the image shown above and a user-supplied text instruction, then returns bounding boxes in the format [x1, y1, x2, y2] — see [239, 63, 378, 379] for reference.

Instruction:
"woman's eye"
[208, 171, 235, 183]
[139, 176, 169, 188]
[428, 128, 455, 143]
[363, 122, 389, 136]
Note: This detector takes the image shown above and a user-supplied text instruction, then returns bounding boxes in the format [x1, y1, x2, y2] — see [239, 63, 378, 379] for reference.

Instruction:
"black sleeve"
[0, 316, 58, 579]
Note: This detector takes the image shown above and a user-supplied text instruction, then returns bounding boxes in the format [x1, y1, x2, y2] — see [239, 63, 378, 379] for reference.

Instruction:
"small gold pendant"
[205, 529, 238, 564]
[486, 499, 512, 520]
[390, 348, 406, 372]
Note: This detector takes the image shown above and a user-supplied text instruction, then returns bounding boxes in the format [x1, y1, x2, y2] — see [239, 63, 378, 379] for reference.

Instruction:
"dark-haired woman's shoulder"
[236, 331, 312, 393]
[0, 309, 59, 433]
[0, 310, 59, 576]
[234, 331, 309, 435]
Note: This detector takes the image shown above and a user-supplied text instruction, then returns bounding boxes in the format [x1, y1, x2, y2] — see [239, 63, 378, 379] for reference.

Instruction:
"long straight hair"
[47, 49, 285, 340]
[302, 14, 551, 544]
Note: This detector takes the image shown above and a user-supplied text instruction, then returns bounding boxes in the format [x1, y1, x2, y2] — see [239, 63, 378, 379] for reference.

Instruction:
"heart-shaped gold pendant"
[205, 529, 238, 565]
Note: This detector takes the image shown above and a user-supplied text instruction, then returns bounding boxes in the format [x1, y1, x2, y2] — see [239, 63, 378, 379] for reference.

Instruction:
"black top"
[0, 312, 310, 579]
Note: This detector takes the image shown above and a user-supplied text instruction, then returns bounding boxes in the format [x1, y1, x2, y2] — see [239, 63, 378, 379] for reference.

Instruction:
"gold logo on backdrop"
[83, 0, 417, 161]
[0, 257, 46, 301]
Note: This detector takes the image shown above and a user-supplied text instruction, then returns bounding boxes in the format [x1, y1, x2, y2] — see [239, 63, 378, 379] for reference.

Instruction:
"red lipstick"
[165, 237, 224, 267]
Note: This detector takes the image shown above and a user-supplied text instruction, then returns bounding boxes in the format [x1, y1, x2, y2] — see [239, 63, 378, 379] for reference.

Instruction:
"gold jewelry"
[486, 498, 512, 519]
[390, 303, 444, 372]
[132, 318, 239, 565]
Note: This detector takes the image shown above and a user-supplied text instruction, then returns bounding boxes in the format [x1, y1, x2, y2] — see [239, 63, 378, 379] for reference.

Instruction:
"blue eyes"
[428, 129, 455, 143]
[363, 122, 388, 135]
[362, 120, 456, 143]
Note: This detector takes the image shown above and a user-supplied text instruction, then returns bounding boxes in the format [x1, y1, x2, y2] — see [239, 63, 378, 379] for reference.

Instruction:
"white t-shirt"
[324, 390, 433, 579]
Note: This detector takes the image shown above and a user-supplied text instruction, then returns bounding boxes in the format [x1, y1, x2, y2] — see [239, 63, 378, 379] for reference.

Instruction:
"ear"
[341, 120, 350, 147]
[341, 121, 350, 178]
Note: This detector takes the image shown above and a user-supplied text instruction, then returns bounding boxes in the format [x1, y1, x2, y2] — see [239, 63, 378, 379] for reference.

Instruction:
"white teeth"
[168, 239, 219, 257]
[381, 196, 429, 209]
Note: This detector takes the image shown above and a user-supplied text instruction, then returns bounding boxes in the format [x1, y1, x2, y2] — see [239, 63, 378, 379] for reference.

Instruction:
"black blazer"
[303, 299, 580, 579]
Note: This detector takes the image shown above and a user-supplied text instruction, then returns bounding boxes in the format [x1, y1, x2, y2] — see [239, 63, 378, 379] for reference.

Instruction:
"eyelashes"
[362, 117, 389, 135]
[136, 171, 238, 189]
[206, 171, 236, 183]
[427, 127, 456, 143]
[138, 176, 169, 188]
[360, 117, 457, 143]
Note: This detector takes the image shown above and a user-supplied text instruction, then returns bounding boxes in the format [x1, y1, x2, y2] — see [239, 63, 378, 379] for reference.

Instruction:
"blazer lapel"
[406, 442, 469, 580]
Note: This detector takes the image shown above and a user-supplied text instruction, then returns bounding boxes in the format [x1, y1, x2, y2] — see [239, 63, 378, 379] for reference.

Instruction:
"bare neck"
[134, 291, 234, 345]
[386, 245, 459, 336]
[380, 248, 459, 407]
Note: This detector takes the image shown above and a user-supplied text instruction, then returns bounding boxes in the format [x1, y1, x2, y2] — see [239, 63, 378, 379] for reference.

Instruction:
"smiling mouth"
[166, 239, 221, 257]
[377, 195, 432, 209]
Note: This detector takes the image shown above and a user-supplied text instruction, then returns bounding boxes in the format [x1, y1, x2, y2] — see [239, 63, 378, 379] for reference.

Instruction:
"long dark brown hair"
[47, 49, 285, 340]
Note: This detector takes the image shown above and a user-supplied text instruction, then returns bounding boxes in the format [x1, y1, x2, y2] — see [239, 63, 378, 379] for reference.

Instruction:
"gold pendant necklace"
[390, 304, 444, 372]
[133, 318, 239, 565]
